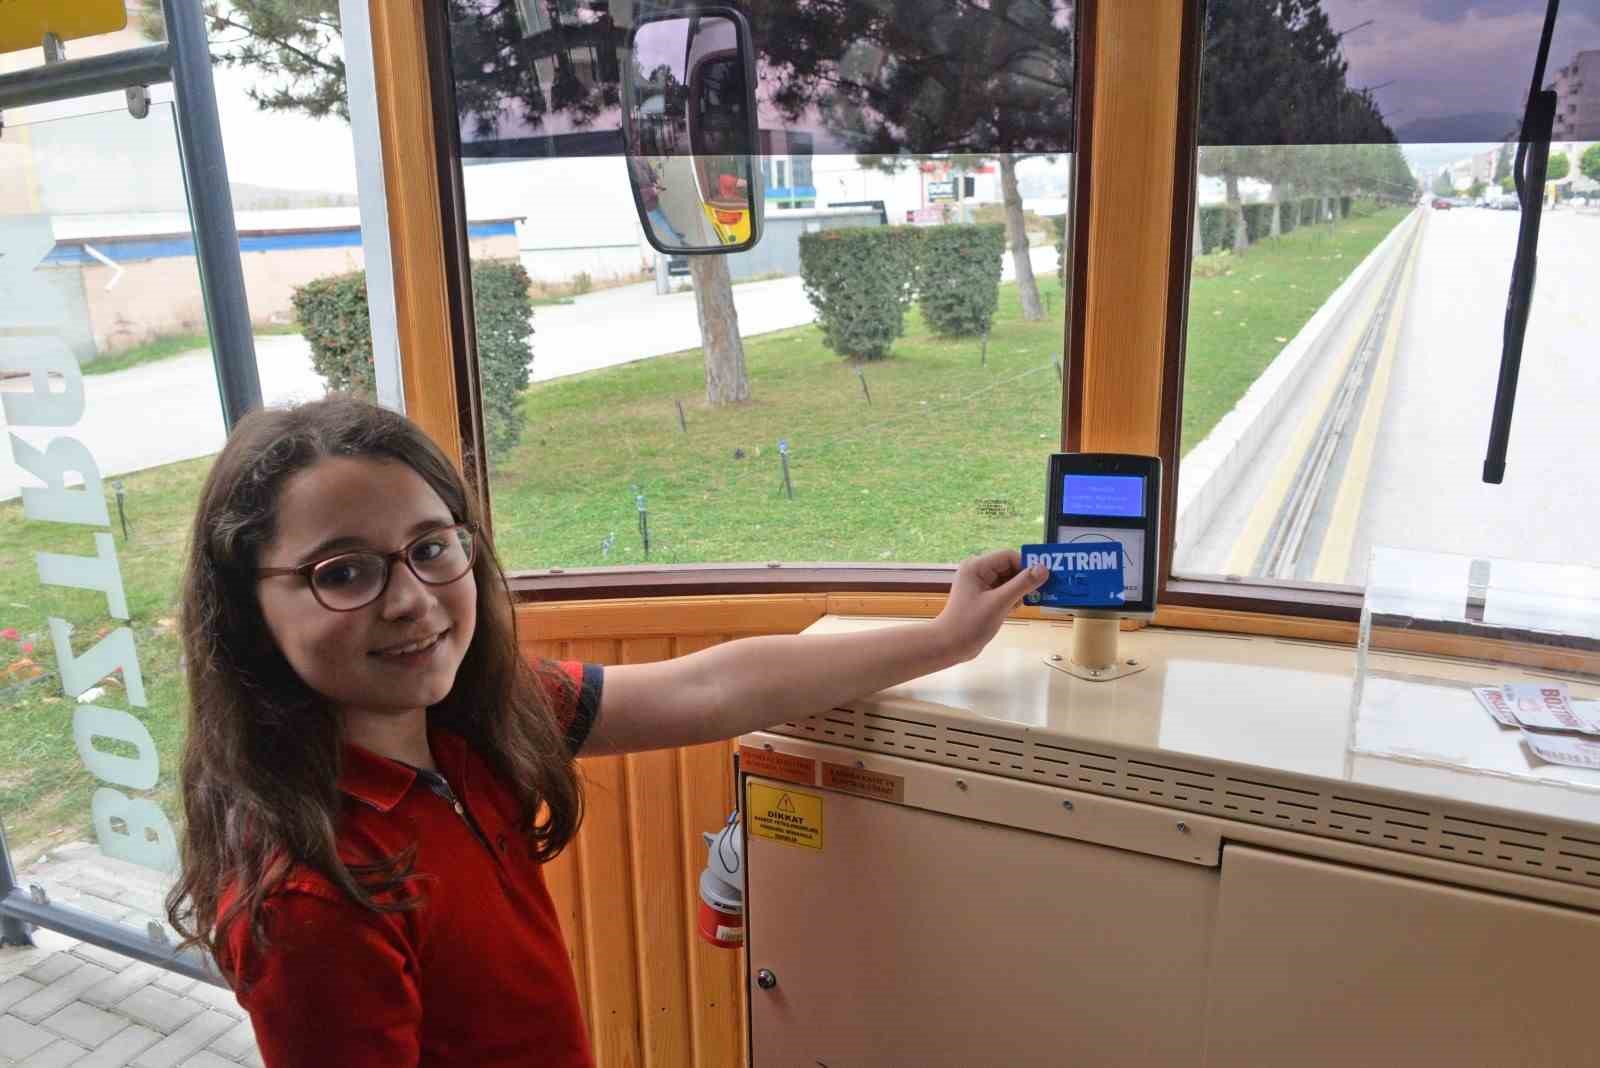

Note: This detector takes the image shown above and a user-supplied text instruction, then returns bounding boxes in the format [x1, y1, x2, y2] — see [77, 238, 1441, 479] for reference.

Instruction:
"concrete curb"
[1174, 209, 1420, 557]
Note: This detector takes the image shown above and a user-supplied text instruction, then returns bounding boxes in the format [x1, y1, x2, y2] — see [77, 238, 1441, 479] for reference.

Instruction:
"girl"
[166, 395, 1047, 1066]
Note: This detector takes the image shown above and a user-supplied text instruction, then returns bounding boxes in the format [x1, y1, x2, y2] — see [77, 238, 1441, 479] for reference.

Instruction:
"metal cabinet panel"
[745, 776, 1220, 1066]
[1205, 845, 1600, 1067]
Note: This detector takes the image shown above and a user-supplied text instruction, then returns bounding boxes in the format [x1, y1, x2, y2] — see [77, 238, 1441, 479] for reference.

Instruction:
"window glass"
[1174, 1, 1600, 590]
[446, 0, 1078, 571]
[1, 15, 359, 944]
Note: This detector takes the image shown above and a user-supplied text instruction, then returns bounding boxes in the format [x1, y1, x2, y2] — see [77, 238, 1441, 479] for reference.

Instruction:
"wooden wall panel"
[365, 0, 464, 470]
[673, 637, 745, 1068]
[517, 617, 797, 1066]
[1077, 0, 1186, 455]
[620, 638, 694, 1068]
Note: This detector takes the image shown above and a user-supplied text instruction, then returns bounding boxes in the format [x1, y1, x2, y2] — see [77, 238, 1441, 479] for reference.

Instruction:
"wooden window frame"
[367, 0, 1364, 631]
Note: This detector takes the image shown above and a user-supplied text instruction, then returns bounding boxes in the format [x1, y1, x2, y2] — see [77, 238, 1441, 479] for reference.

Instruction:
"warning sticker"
[747, 782, 824, 851]
[738, 746, 817, 786]
[822, 762, 905, 803]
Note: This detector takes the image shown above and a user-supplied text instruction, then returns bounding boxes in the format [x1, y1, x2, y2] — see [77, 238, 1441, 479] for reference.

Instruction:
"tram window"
[446, 0, 1078, 575]
[1172, 0, 1600, 593]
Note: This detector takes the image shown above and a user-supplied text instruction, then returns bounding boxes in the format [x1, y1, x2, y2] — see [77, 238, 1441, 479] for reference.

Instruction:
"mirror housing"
[622, 7, 763, 255]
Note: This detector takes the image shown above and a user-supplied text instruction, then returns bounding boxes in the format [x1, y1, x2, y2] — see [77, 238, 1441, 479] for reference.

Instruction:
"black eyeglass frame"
[254, 522, 478, 612]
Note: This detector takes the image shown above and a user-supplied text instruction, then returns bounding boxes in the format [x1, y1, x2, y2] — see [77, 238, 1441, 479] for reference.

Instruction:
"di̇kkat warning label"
[747, 782, 823, 851]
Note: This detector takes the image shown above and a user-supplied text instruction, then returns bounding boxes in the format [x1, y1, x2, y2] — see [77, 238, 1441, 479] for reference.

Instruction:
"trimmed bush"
[291, 259, 534, 462]
[292, 272, 376, 396]
[1197, 205, 1231, 255]
[1340, 196, 1353, 219]
[916, 223, 1007, 337]
[799, 226, 921, 360]
[468, 259, 536, 462]
[1280, 199, 1300, 235]
[1301, 197, 1320, 226]
[1242, 203, 1275, 244]
[1052, 215, 1069, 286]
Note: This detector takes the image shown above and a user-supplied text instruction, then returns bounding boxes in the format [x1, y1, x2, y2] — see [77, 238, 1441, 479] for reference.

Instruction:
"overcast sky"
[1323, 0, 1600, 134]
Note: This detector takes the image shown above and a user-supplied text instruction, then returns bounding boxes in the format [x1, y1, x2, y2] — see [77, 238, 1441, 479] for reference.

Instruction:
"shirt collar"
[337, 725, 472, 813]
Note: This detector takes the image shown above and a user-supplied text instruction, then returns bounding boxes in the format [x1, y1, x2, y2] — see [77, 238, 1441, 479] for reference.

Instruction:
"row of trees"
[1199, 0, 1412, 251]
[146, 0, 1407, 407]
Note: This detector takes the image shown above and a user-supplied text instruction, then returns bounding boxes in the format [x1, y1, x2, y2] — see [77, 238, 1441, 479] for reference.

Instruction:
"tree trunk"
[999, 154, 1044, 321]
[1268, 183, 1283, 238]
[688, 256, 750, 405]
[1225, 173, 1248, 252]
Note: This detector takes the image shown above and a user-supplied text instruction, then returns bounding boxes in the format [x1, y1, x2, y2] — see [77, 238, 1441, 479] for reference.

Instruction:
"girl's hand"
[933, 549, 1049, 663]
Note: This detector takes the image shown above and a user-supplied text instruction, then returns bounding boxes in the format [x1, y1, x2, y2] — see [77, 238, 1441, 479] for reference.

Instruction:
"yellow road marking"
[1223, 217, 1412, 576]
[1311, 214, 1426, 583]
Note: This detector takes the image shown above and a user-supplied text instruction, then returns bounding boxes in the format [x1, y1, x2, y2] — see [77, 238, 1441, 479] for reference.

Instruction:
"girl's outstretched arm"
[584, 550, 1048, 755]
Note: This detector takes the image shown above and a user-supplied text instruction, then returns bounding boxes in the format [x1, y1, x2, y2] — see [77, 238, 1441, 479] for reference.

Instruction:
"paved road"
[1178, 206, 1600, 586]
[1345, 207, 1600, 581]
[1, 334, 322, 501]
[3, 246, 1060, 499]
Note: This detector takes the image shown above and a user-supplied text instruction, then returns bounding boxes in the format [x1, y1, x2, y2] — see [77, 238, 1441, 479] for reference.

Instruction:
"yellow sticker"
[747, 782, 823, 851]
[0, 1, 128, 55]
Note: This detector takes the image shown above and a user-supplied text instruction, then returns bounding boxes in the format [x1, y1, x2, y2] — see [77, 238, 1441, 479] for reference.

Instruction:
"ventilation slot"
[771, 704, 1600, 892]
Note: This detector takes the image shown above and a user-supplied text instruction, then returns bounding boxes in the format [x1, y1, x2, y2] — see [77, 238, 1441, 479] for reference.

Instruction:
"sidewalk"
[3, 245, 1062, 502]
[0, 844, 258, 1067]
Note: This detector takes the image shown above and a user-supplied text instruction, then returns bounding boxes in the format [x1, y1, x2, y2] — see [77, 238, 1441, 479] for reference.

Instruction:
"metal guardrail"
[0, 44, 171, 110]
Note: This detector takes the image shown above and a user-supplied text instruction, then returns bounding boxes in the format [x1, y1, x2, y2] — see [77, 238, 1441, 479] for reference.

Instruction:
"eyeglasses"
[255, 523, 476, 612]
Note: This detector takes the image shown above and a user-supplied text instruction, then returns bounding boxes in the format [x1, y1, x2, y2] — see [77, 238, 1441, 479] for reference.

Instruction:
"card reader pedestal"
[1045, 616, 1148, 682]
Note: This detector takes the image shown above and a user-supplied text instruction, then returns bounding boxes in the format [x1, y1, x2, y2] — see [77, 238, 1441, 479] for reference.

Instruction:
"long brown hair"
[166, 396, 583, 956]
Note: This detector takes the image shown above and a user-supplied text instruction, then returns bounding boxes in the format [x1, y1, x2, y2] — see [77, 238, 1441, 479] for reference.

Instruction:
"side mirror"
[622, 7, 763, 255]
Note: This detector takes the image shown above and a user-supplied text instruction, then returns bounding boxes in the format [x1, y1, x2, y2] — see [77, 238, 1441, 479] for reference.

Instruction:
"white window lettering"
[0, 216, 68, 330]
[10, 435, 110, 526]
[37, 533, 129, 620]
[90, 788, 178, 872]
[0, 335, 84, 427]
[47, 618, 147, 706]
[73, 705, 159, 790]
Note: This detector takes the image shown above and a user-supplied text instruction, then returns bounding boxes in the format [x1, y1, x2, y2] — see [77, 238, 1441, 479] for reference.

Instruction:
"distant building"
[1551, 50, 1600, 141]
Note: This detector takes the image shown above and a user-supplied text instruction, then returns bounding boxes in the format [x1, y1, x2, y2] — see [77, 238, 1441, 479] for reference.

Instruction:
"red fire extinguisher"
[696, 811, 743, 949]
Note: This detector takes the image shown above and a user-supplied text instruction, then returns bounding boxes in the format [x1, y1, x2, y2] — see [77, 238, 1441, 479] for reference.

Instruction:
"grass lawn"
[1181, 204, 1410, 452]
[0, 206, 1406, 859]
[83, 323, 302, 377]
[0, 456, 211, 863]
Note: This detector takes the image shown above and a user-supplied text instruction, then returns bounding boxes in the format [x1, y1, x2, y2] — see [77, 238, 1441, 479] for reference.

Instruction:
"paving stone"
[129, 1011, 234, 1068]
[177, 985, 241, 1020]
[115, 986, 202, 1034]
[41, 1001, 129, 1047]
[177, 1053, 239, 1068]
[0, 1014, 55, 1060]
[0, 976, 44, 1014]
[20, 1037, 90, 1067]
[80, 963, 163, 1011]
[205, 1018, 257, 1060]
[70, 943, 143, 974]
[150, 972, 194, 997]
[10, 962, 115, 1024]
[25, 931, 81, 958]
[0, 948, 57, 983]
[21, 957, 80, 986]
[70, 1024, 162, 1068]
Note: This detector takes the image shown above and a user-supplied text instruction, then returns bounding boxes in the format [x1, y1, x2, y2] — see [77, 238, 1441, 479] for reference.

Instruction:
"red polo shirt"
[218, 662, 603, 1067]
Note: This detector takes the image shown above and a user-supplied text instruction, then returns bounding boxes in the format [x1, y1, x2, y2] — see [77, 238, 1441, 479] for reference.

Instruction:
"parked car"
[1493, 197, 1521, 211]
[1431, 197, 1452, 210]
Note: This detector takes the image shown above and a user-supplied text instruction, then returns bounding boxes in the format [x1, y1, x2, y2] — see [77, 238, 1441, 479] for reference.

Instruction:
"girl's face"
[255, 456, 477, 721]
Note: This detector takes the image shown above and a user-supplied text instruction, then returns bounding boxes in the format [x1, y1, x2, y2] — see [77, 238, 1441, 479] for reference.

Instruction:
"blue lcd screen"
[1062, 474, 1145, 518]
